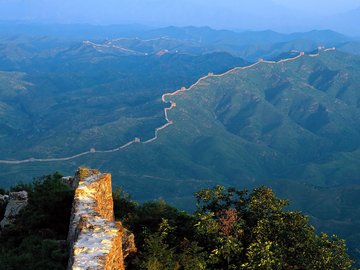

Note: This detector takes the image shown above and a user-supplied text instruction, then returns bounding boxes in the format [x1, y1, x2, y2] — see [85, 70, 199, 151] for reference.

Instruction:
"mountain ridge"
[0, 42, 359, 263]
[0, 49, 322, 164]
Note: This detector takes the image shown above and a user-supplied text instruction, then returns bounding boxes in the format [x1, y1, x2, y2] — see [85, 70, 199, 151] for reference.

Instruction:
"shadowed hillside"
[1, 27, 360, 265]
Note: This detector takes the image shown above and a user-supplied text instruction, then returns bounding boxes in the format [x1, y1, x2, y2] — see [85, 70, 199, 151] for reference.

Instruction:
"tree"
[137, 219, 207, 270]
[0, 173, 74, 270]
[194, 185, 354, 269]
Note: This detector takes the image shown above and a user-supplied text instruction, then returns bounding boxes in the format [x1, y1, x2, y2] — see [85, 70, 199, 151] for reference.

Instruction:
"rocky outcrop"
[61, 176, 76, 189]
[0, 194, 8, 208]
[67, 168, 136, 270]
[0, 194, 9, 220]
[122, 228, 137, 260]
[0, 191, 28, 229]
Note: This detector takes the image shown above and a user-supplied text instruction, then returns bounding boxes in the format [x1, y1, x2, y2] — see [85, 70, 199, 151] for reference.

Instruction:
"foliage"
[1, 42, 360, 266]
[193, 186, 354, 269]
[114, 185, 354, 270]
[0, 173, 74, 270]
[136, 219, 207, 270]
[115, 192, 196, 254]
[113, 186, 138, 221]
[0, 178, 355, 269]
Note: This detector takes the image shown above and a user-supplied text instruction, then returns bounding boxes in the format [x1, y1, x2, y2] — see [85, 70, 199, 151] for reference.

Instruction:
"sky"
[272, 0, 359, 13]
[0, 0, 360, 34]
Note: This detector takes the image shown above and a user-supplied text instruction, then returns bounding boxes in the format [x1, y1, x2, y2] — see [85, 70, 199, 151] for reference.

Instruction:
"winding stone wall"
[67, 168, 135, 270]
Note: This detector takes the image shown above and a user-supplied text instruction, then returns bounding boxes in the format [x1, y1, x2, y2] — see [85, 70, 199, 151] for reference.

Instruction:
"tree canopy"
[0, 179, 354, 269]
[119, 185, 354, 270]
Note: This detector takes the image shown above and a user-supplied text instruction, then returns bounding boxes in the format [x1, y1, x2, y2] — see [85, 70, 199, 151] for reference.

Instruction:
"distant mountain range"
[93, 49, 360, 262]
[1, 1, 359, 35]
[1, 24, 359, 62]
[0, 25, 360, 264]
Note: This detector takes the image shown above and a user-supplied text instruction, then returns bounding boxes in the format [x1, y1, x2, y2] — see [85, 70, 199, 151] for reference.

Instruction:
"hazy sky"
[1, 0, 360, 34]
[272, 0, 359, 13]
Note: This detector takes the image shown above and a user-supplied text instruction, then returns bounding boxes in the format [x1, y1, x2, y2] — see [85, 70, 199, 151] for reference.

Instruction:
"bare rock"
[61, 176, 75, 189]
[0, 191, 28, 229]
[122, 228, 137, 259]
[0, 194, 9, 205]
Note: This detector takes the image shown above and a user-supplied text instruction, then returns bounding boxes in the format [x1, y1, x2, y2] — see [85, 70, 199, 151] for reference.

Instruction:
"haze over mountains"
[1, 25, 360, 163]
[0, 23, 359, 61]
[1, 22, 360, 265]
[1, 0, 360, 35]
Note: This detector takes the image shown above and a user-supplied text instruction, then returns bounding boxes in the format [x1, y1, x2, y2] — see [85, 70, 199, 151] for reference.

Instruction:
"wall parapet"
[67, 168, 135, 270]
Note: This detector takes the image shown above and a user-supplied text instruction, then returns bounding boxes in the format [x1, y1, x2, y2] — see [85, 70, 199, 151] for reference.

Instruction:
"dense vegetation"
[0, 175, 355, 269]
[0, 173, 73, 270]
[98, 49, 360, 263]
[115, 186, 354, 269]
[0, 26, 360, 267]
[0, 50, 248, 162]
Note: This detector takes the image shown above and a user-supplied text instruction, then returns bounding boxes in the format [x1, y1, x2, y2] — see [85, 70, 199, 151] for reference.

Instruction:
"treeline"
[0, 174, 355, 269]
[115, 186, 354, 270]
[0, 173, 73, 270]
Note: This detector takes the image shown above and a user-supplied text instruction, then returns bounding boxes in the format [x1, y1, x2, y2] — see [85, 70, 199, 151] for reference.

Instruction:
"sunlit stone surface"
[67, 168, 136, 270]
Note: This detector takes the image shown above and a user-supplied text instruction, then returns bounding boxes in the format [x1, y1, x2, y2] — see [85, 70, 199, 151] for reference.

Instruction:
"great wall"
[0, 48, 339, 269]
[0, 47, 335, 165]
[66, 168, 136, 270]
[0, 167, 136, 270]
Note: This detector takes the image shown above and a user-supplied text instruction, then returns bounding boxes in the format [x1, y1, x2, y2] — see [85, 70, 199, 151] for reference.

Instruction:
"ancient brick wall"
[67, 168, 135, 270]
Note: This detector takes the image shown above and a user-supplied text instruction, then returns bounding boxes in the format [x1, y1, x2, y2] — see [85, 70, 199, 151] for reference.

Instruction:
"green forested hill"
[1, 49, 359, 262]
[1, 32, 360, 264]
[0, 51, 248, 160]
[83, 50, 360, 190]
[36, 48, 360, 263]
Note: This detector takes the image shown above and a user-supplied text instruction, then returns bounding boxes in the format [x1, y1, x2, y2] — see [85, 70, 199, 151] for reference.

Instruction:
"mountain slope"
[0, 44, 360, 262]
[0, 50, 248, 160]
[120, 49, 360, 188]
[82, 49, 360, 262]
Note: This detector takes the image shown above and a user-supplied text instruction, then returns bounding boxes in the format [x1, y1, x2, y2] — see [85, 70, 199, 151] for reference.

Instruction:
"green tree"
[0, 173, 74, 270]
[242, 240, 283, 270]
[194, 185, 354, 270]
[137, 219, 207, 270]
[113, 186, 138, 221]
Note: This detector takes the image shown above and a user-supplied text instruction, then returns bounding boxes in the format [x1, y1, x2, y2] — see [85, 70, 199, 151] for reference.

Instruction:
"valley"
[0, 49, 310, 164]
[0, 24, 360, 264]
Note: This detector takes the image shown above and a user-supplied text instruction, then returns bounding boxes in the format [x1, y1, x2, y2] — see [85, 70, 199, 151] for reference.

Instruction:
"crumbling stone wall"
[67, 168, 136, 270]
